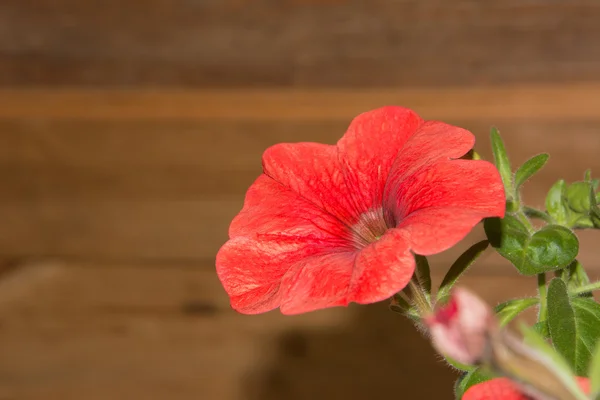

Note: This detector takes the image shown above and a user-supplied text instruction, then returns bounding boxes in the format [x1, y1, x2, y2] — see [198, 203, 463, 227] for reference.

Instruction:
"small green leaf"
[548, 278, 600, 375]
[484, 214, 530, 261]
[590, 340, 600, 399]
[547, 279, 577, 369]
[485, 217, 579, 275]
[495, 297, 538, 327]
[520, 324, 589, 400]
[436, 240, 489, 304]
[567, 182, 593, 214]
[414, 254, 431, 303]
[515, 153, 549, 190]
[572, 298, 600, 375]
[454, 368, 493, 400]
[573, 215, 595, 229]
[585, 169, 593, 182]
[526, 225, 579, 272]
[490, 127, 514, 200]
[546, 180, 569, 225]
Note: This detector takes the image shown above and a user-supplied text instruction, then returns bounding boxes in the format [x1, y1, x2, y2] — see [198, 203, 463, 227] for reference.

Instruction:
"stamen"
[351, 208, 389, 247]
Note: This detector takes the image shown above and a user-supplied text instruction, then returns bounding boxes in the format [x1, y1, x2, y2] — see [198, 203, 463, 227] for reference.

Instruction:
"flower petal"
[216, 236, 333, 314]
[463, 378, 528, 400]
[219, 172, 357, 314]
[397, 207, 492, 255]
[384, 120, 475, 191]
[348, 228, 415, 304]
[229, 174, 350, 245]
[389, 159, 505, 254]
[279, 251, 357, 315]
[262, 142, 358, 227]
[337, 106, 422, 212]
[463, 377, 591, 400]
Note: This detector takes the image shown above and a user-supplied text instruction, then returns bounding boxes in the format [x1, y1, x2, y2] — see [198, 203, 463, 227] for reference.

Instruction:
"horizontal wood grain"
[0, 261, 541, 400]
[1, 84, 600, 120]
[1, 1, 600, 87]
[1, 119, 598, 200]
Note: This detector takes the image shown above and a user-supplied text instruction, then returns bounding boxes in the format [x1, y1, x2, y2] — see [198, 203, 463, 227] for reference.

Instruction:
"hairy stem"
[537, 273, 548, 322]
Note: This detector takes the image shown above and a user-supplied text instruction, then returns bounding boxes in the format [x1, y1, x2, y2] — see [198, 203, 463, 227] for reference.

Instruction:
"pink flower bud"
[425, 287, 496, 365]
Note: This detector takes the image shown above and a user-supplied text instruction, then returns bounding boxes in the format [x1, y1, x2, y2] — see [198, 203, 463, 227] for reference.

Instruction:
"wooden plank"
[0, 262, 546, 400]
[1, 1, 600, 86]
[1, 85, 600, 120]
[1, 119, 599, 200]
[0, 119, 591, 199]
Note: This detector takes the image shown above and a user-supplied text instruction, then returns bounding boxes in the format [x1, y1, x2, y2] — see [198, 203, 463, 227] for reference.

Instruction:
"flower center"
[351, 208, 390, 248]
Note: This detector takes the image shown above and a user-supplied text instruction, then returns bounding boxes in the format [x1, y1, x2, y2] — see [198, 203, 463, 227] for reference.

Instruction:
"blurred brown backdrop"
[0, 1, 599, 399]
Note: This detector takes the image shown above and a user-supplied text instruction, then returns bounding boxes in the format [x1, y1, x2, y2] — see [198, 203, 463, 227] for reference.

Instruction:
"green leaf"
[485, 217, 579, 275]
[484, 214, 530, 259]
[572, 215, 595, 229]
[495, 297, 538, 327]
[525, 225, 579, 273]
[546, 180, 569, 225]
[490, 127, 514, 200]
[454, 368, 493, 400]
[414, 254, 431, 303]
[436, 240, 489, 304]
[547, 279, 600, 375]
[572, 298, 600, 375]
[548, 279, 578, 368]
[567, 182, 593, 214]
[590, 340, 600, 399]
[520, 324, 589, 400]
[514, 153, 549, 190]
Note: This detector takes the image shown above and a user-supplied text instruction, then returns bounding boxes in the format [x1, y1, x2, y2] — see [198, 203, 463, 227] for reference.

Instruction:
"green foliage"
[515, 153, 549, 190]
[520, 324, 589, 400]
[547, 278, 600, 375]
[495, 297, 538, 327]
[546, 180, 569, 225]
[490, 127, 514, 202]
[485, 216, 579, 275]
[436, 241, 489, 304]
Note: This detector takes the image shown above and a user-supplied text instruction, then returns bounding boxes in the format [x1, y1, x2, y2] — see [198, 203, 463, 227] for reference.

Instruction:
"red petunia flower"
[216, 106, 505, 315]
[463, 376, 590, 400]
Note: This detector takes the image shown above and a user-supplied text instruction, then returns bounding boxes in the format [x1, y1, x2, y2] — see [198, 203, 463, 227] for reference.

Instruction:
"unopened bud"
[425, 287, 496, 365]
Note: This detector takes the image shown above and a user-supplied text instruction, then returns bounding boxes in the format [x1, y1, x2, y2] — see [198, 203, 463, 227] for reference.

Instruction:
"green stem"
[515, 211, 534, 233]
[571, 280, 600, 295]
[537, 273, 548, 322]
[523, 206, 554, 224]
[406, 278, 432, 315]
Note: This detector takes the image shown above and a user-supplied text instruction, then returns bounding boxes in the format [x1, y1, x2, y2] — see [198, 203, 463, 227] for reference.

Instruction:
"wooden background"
[1, 1, 600, 399]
